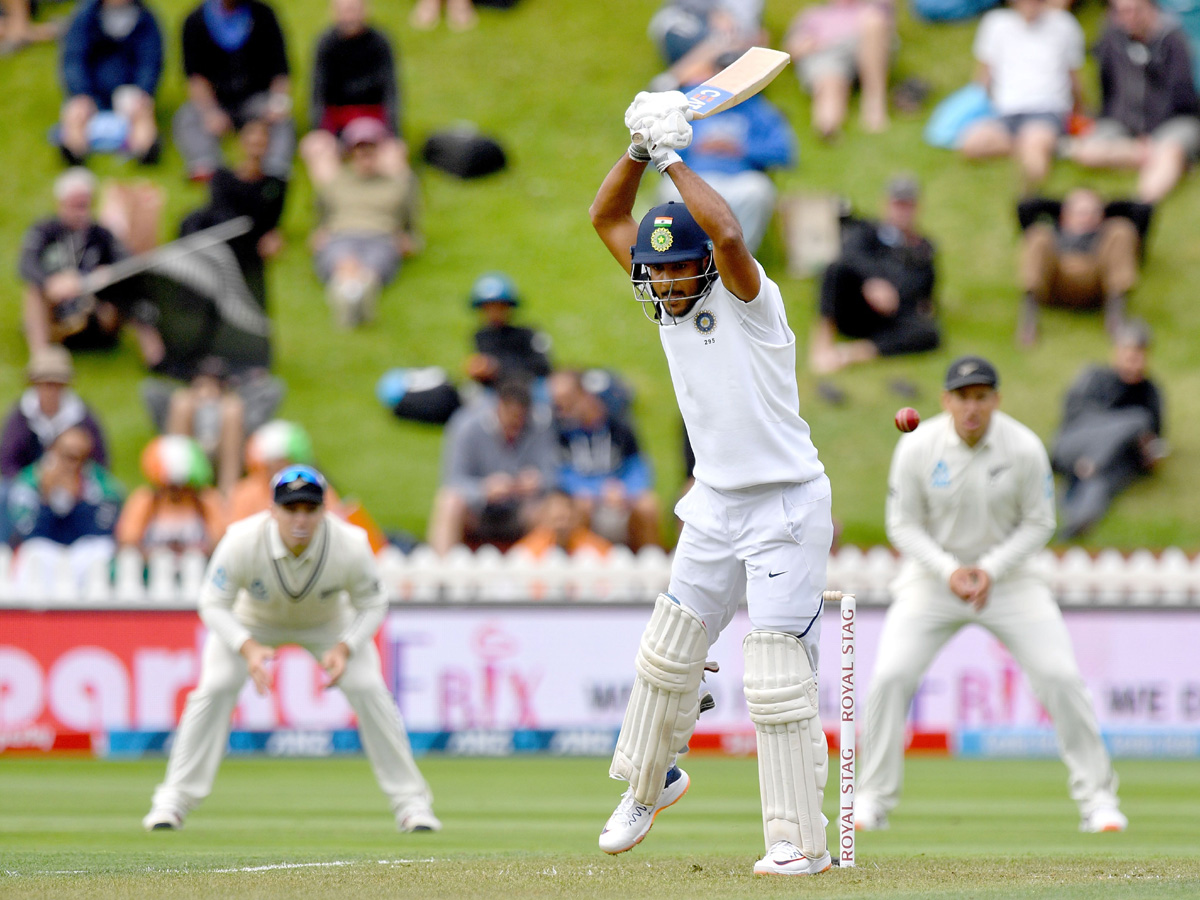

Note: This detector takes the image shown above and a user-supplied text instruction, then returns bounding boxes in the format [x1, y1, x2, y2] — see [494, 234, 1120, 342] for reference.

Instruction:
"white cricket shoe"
[753, 840, 832, 876]
[1081, 806, 1127, 833]
[142, 807, 183, 831]
[598, 766, 689, 854]
[397, 805, 442, 833]
[854, 797, 889, 831]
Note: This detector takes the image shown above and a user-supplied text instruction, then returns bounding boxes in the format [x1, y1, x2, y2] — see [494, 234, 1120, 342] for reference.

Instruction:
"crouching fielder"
[143, 465, 439, 833]
[589, 90, 835, 875]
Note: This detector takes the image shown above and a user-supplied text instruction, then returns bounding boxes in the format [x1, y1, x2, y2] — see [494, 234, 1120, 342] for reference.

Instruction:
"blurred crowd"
[2, 0, 1184, 591]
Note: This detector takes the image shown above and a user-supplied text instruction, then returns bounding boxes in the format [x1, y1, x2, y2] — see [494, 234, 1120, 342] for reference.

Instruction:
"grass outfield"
[2, 756, 1198, 898]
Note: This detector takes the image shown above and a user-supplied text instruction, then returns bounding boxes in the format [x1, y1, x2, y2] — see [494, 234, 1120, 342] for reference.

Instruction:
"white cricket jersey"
[659, 263, 823, 490]
[198, 511, 388, 654]
[886, 410, 1056, 587]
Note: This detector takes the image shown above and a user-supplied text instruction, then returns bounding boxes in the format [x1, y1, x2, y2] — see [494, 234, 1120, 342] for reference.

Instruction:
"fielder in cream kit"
[590, 90, 835, 876]
[142, 465, 440, 834]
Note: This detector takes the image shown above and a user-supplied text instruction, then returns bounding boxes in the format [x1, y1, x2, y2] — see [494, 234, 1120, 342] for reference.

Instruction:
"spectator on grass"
[548, 369, 662, 551]
[646, 0, 766, 89]
[58, 0, 164, 166]
[311, 0, 402, 140]
[655, 52, 796, 253]
[809, 175, 940, 375]
[6, 426, 122, 593]
[18, 167, 129, 352]
[960, 0, 1085, 193]
[301, 116, 419, 328]
[181, 115, 288, 309]
[1051, 319, 1165, 539]
[116, 434, 226, 555]
[409, 0, 477, 30]
[173, 0, 294, 182]
[1015, 188, 1148, 346]
[463, 272, 552, 389]
[163, 356, 245, 498]
[785, 0, 893, 138]
[0, 346, 108, 481]
[0, 0, 64, 54]
[427, 378, 558, 554]
[1063, 0, 1200, 204]
[511, 488, 612, 558]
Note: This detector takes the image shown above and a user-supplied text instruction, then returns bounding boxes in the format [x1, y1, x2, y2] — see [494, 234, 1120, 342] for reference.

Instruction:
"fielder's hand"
[240, 638, 276, 695]
[321, 642, 351, 688]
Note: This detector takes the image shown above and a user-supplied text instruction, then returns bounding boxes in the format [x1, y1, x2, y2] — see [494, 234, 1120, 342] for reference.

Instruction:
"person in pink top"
[785, 0, 893, 137]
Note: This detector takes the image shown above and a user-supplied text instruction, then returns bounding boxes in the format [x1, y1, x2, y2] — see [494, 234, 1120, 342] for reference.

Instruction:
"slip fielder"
[142, 464, 439, 833]
[855, 356, 1126, 833]
[589, 89, 835, 876]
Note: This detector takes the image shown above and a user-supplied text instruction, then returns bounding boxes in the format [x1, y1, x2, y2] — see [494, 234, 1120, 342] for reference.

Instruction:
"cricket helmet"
[629, 202, 716, 324]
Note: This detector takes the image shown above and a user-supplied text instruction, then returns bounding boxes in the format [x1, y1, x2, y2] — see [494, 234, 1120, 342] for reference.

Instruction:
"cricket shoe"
[1080, 806, 1127, 833]
[142, 807, 183, 831]
[599, 766, 689, 854]
[397, 805, 442, 833]
[753, 841, 832, 876]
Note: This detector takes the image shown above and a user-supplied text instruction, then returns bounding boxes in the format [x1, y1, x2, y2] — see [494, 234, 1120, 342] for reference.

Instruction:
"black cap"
[271, 464, 327, 506]
[944, 355, 999, 391]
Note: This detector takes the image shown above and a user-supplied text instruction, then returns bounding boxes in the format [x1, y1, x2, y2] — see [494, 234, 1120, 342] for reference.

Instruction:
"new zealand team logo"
[694, 310, 717, 334]
[650, 227, 673, 252]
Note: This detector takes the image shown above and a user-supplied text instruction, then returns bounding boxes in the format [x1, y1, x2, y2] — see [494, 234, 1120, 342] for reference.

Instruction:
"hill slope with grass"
[1, 0, 1197, 550]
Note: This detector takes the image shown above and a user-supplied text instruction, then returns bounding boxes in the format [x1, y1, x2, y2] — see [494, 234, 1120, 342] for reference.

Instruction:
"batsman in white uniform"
[856, 356, 1126, 833]
[142, 465, 440, 833]
[589, 90, 835, 876]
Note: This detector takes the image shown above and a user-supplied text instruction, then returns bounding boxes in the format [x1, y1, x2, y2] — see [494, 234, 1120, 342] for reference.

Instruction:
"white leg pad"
[743, 630, 828, 856]
[611, 594, 708, 804]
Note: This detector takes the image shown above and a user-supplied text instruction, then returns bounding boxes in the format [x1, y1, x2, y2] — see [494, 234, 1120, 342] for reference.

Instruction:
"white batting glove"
[624, 90, 689, 132]
[647, 108, 693, 151]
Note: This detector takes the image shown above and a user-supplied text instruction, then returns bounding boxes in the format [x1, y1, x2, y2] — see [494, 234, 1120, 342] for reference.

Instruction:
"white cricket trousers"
[149, 625, 432, 819]
[858, 575, 1119, 817]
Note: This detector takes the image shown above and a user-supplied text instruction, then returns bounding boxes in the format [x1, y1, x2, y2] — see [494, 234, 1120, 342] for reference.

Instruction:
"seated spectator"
[427, 378, 558, 554]
[1051, 320, 1165, 538]
[1, 346, 108, 482]
[646, 0, 766, 87]
[311, 0, 401, 140]
[960, 0, 1084, 192]
[1159, 0, 1200, 93]
[116, 434, 226, 555]
[409, 0, 477, 31]
[1064, 0, 1200, 204]
[785, 0, 892, 138]
[1016, 189, 1149, 345]
[6, 425, 122, 592]
[18, 168, 129, 352]
[809, 175, 940, 374]
[656, 52, 796, 252]
[464, 273, 552, 388]
[511, 488, 611, 558]
[548, 369, 661, 551]
[300, 116, 418, 327]
[58, 0, 163, 166]
[173, 0, 294, 182]
[181, 115, 287, 308]
[164, 356, 245, 497]
[0, 0, 63, 54]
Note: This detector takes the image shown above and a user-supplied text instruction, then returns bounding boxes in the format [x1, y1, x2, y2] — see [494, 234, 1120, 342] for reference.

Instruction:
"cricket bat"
[631, 46, 791, 146]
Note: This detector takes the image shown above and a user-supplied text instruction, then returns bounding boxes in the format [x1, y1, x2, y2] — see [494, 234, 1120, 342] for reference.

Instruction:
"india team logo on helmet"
[629, 202, 717, 326]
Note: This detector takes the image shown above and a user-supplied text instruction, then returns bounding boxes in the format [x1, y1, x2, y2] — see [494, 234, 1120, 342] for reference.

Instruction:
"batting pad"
[611, 594, 709, 804]
[743, 630, 828, 856]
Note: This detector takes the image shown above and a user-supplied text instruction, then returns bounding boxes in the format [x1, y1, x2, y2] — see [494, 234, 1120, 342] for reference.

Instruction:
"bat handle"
[630, 109, 693, 149]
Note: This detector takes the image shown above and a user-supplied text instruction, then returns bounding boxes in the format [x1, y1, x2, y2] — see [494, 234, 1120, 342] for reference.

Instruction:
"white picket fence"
[0, 543, 1198, 608]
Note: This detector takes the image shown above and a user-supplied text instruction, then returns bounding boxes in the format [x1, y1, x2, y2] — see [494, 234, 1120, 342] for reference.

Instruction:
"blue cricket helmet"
[630, 202, 713, 265]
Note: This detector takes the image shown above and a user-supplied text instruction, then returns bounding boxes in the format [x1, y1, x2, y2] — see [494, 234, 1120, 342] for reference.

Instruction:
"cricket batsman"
[142, 464, 440, 833]
[588, 90, 835, 876]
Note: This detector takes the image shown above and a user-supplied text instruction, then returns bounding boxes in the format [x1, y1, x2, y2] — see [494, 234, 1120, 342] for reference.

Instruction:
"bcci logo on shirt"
[694, 310, 717, 334]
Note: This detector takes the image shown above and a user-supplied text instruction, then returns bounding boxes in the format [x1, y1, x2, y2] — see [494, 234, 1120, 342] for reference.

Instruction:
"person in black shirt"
[463, 273, 552, 387]
[808, 175, 939, 374]
[18, 168, 128, 351]
[172, 0, 294, 181]
[310, 0, 400, 138]
[1052, 319, 1165, 539]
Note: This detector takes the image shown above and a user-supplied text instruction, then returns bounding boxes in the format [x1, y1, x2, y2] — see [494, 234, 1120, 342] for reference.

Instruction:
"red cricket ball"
[894, 407, 920, 433]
